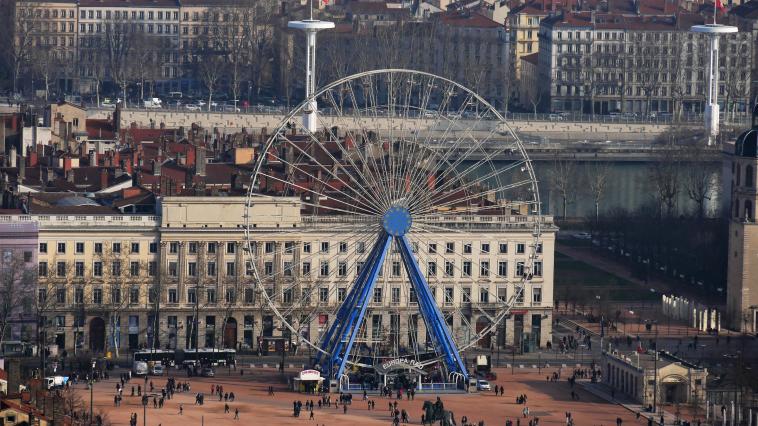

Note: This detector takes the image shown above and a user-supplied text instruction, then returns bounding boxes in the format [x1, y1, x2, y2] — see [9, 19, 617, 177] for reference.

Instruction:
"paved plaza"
[78, 366, 656, 426]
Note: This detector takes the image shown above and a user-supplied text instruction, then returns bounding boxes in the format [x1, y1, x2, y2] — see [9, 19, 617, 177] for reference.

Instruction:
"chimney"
[152, 159, 161, 176]
[46, 167, 54, 184]
[9, 146, 17, 168]
[100, 168, 109, 190]
[89, 150, 97, 166]
[196, 146, 206, 177]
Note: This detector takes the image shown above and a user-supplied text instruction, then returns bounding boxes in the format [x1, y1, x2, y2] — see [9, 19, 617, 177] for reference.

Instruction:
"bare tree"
[681, 135, 717, 218]
[102, 20, 134, 106]
[128, 33, 161, 102]
[549, 153, 578, 219]
[584, 161, 611, 223]
[31, 46, 61, 102]
[649, 130, 684, 218]
[0, 250, 36, 346]
[6, 2, 40, 94]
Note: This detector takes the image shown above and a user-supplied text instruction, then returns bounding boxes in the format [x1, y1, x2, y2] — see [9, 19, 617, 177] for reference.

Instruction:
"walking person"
[234, 408, 239, 420]
[178, 404, 183, 415]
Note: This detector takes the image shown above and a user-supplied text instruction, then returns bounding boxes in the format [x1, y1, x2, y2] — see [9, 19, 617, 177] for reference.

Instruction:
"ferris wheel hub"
[382, 206, 412, 236]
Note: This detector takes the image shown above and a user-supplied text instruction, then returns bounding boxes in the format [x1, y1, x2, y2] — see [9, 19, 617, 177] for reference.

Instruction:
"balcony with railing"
[0, 214, 161, 228]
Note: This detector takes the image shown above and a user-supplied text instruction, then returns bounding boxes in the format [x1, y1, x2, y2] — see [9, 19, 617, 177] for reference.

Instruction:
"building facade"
[725, 118, 758, 333]
[538, 11, 753, 115]
[603, 350, 708, 407]
[0, 223, 38, 343]
[7, 195, 556, 356]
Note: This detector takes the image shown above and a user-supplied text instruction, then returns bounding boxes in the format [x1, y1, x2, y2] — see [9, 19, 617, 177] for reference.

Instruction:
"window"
[283, 288, 293, 304]
[38, 289, 47, 304]
[226, 262, 236, 276]
[444, 287, 454, 305]
[427, 261, 437, 277]
[244, 288, 254, 304]
[188, 262, 197, 277]
[264, 241, 274, 253]
[207, 289, 217, 303]
[126, 261, 138, 277]
[498, 261, 508, 277]
[113, 242, 121, 253]
[357, 242, 365, 254]
[356, 262, 364, 275]
[225, 289, 236, 303]
[338, 261, 347, 277]
[186, 242, 197, 254]
[444, 261, 454, 277]
[264, 261, 273, 276]
[480, 261, 490, 277]
[207, 242, 216, 253]
[302, 262, 311, 275]
[207, 262, 216, 276]
[339, 242, 348, 253]
[373, 288, 382, 304]
[75, 288, 84, 304]
[76, 261, 85, 277]
[516, 262, 525, 277]
[445, 242, 454, 254]
[149, 242, 158, 253]
[533, 287, 542, 303]
[224, 242, 235, 254]
[319, 287, 329, 303]
[55, 262, 66, 277]
[130, 288, 139, 304]
[320, 261, 329, 276]
[56, 287, 66, 303]
[303, 242, 311, 253]
[390, 287, 401, 304]
[536, 243, 543, 254]
[188, 288, 197, 304]
[168, 289, 178, 303]
[168, 262, 178, 277]
[516, 243, 526, 254]
[320, 242, 329, 253]
[516, 288, 525, 304]
[148, 261, 157, 277]
[57, 242, 66, 253]
[462, 261, 471, 277]
[111, 260, 121, 276]
[169, 242, 178, 254]
[55, 315, 65, 327]
[392, 261, 401, 277]
[481, 243, 490, 254]
[76, 242, 85, 253]
[93, 288, 103, 304]
[111, 288, 121, 304]
[533, 261, 543, 277]
[40, 242, 47, 253]
[428, 243, 437, 254]
[283, 261, 293, 276]
[463, 243, 472, 254]
[337, 287, 347, 302]
[497, 287, 507, 302]
[94, 243, 102, 254]
[131, 242, 140, 253]
[479, 288, 489, 303]
[284, 242, 294, 254]
[39, 262, 48, 277]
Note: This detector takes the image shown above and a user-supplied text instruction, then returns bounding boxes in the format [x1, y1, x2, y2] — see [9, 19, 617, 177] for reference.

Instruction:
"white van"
[133, 361, 148, 376]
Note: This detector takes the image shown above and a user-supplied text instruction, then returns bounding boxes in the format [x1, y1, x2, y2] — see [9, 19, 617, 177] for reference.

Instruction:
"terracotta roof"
[541, 10, 713, 30]
[87, 119, 116, 139]
[438, 10, 502, 28]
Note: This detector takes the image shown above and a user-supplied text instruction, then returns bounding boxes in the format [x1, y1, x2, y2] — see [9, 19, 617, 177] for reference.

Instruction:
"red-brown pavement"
[86, 367, 649, 425]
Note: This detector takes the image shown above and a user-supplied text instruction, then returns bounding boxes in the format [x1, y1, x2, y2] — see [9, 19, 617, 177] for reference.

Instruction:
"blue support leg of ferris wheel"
[397, 235, 468, 379]
[331, 232, 393, 381]
[315, 232, 388, 368]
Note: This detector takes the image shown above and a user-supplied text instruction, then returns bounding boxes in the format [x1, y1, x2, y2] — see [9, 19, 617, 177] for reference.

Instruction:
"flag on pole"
[715, 0, 725, 12]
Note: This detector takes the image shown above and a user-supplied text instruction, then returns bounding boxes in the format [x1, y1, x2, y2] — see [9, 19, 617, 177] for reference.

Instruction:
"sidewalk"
[578, 380, 682, 425]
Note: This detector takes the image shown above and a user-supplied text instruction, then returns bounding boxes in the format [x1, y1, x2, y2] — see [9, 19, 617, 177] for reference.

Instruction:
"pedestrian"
[234, 408, 239, 420]
[225, 403, 230, 414]
[343, 404, 347, 414]
[179, 404, 183, 415]
[310, 410, 315, 420]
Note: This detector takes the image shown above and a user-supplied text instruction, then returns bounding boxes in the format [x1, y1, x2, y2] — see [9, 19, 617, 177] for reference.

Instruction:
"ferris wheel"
[243, 69, 541, 385]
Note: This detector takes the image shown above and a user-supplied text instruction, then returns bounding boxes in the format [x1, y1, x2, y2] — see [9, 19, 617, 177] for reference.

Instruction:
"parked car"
[143, 98, 162, 108]
[201, 367, 215, 377]
[476, 379, 491, 391]
[222, 104, 241, 112]
[548, 113, 563, 121]
[185, 104, 201, 111]
[150, 364, 165, 376]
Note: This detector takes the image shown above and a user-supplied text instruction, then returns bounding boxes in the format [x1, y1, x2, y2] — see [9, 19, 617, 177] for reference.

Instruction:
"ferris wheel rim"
[243, 68, 544, 363]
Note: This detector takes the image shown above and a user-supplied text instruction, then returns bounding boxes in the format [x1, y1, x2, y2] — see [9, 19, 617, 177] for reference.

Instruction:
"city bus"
[179, 349, 236, 367]
[133, 349, 176, 367]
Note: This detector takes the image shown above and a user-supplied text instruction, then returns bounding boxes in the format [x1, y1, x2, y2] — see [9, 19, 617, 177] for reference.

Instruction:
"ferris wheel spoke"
[412, 179, 535, 216]
[270, 139, 383, 215]
[321, 90, 390, 209]
[255, 171, 379, 217]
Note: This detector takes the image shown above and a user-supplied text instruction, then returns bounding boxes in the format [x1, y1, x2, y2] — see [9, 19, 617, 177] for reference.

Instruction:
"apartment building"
[537, 11, 753, 115]
[8, 194, 555, 355]
[507, 2, 548, 85]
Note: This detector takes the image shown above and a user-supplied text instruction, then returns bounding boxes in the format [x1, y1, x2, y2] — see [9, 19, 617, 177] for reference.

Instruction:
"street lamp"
[89, 359, 96, 425]
[141, 394, 148, 426]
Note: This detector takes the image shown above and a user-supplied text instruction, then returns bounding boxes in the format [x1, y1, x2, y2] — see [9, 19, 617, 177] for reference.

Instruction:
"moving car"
[476, 379, 491, 391]
[201, 367, 215, 377]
